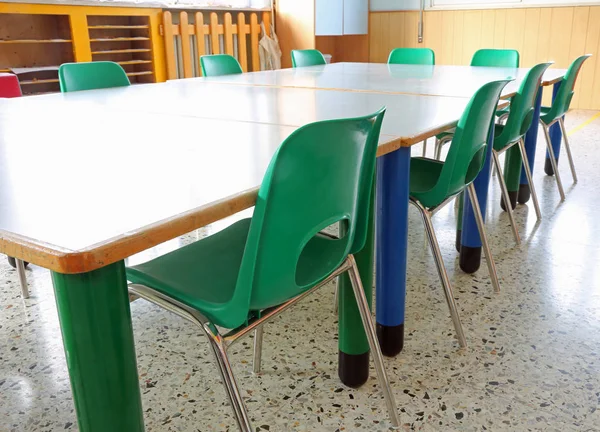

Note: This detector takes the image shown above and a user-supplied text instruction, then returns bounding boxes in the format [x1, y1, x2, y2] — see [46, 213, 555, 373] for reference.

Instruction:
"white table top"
[182, 62, 566, 98]
[3, 82, 471, 146]
[0, 108, 298, 272]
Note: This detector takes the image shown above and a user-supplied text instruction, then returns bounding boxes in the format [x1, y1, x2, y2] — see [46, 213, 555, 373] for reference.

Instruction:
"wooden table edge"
[0, 189, 259, 274]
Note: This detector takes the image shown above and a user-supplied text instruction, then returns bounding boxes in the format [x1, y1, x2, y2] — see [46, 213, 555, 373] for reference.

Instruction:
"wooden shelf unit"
[88, 14, 155, 84]
[0, 2, 167, 93]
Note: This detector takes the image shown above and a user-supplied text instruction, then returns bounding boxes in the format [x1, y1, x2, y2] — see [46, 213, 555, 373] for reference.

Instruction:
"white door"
[343, 0, 368, 35]
[315, 0, 344, 36]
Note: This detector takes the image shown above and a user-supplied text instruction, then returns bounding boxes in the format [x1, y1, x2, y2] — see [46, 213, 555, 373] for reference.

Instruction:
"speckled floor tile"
[2, 110, 600, 431]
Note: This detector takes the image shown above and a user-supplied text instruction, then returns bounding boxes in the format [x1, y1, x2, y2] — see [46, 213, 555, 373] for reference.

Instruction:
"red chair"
[0, 73, 23, 98]
[0, 73, 29, 298]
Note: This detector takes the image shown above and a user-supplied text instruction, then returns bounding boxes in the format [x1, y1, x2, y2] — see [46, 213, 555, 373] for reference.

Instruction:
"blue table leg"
[517, 87, 543, 204]
[545, 81, 563, 176]
[376, 147, 410, 357]
[459, 121, 495, 273]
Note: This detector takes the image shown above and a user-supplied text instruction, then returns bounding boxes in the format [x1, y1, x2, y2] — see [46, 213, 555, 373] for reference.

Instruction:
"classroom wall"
[368, 6, 600, 109]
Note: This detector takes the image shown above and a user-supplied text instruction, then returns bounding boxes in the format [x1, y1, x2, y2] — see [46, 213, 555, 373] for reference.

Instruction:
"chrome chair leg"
[252, 326, 264, 374]
[517, 139, 542, 221]
[422, 139, 428, 157]
[466, 184, 501, 294]
[410, 199, 467, 348]
[558, 117, 578, 183]
[333, 280, 339, 316]
[492, 150, 521, 245]
[16, 259, 29, 299]
[347, 255, 400, 428]
[207, 332, 253, 432]
[541, 122, 566, 201]
[434, 136, 452, 160]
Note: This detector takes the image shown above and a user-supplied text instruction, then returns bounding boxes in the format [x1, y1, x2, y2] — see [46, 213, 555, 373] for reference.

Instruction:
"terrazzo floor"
[2, 110, 600, 431]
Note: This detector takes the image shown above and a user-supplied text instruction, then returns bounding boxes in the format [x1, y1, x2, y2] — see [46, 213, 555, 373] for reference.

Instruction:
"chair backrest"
[419, 80, 512, 208]
[226, 109, 385, 315]
[200, 54, 243, 77]
[291, 49, 327, 68]
[59, 61, 130, 93]
[471, 49, 520, 68]
[388, 48, 435, 65]
[0, 73, 22, 98]
[543, 54, 592, 122]
[495, 62, 553, 149]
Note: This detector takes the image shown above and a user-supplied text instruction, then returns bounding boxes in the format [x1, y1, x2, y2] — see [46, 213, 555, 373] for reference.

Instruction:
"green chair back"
[388, 48, 435, 65]
[58, 61, 130, 92]
[200, 54, 243, 77]
[239, 109, 385, 312]
[291, 49, 327, 68]
[495, 62, 553, 150]
[414, 80, 512, 208]
[541, 54, 592, 124]
[471, 49, 520, 68]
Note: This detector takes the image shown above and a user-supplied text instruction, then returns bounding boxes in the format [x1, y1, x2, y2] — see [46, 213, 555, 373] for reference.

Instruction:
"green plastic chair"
[409, 79, 512, 348]
[200, 54, 243, 77]
[388, 48, 435, 65]
[471, 49, 520, 68]
[291, 49, 326, 68]
[126, 109, 400, 430]
[434, 49, 520, 159]
[58, 61, 130, 93]
[538, 54, 592, 200]
[490, 62, 552, 245]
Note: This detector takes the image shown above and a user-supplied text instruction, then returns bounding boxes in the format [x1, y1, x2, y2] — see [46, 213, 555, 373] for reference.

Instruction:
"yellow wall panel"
[504, 9, 527, 55]
[441, 11, 456, 64]
[480, 10, 496, 49]
[389, 12, 405, 53]
[463, 11, 482, 64]
[569, 7, 590, 107]
[522, 8, 541, 67]
[578, 7, 600, 109]
[493, 9, 507, 48]
[452, 11, 465, 64]
[367, 6, 600, 109]
[369, 13, 382, 62]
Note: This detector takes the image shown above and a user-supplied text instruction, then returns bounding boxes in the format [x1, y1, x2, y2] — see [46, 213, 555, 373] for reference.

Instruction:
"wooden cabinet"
[277, 0, 369, 68]
[343, 0, 369, 35]
[0, 2, 166, 95]
[315, 0, 343, 36]
[315, 0, 368, 36]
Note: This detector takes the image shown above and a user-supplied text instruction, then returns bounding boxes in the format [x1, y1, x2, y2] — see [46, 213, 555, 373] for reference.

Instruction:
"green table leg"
[52, 261, 144, 432]
[501, 146, 522, 211]
[338, 185, 374, 388]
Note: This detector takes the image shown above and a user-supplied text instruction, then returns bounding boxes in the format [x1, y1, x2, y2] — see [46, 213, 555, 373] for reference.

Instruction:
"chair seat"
[540, 106, 555, 125]
[409, 157, 445, 207]
[492, 123, 511, 151]
[127, 219, 252, 326]
[127, 218, 348, 328]
[496, 106, 510, 117]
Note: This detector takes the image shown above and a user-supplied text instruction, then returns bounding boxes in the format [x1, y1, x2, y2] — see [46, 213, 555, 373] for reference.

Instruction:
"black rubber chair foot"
[500, 190, 518, 211]
[338, 351, 370, 388]
[459, 246, 482, 273]
[517, 184, 531, 204]
[377, 323, 404, 357]
[544, 158, 555, 176]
